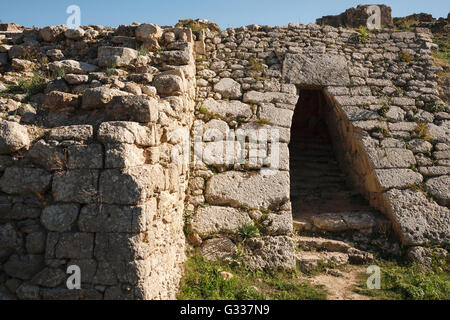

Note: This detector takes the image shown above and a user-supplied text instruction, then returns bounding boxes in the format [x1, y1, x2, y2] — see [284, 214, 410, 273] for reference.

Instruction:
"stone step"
[309, 211, 382, 233]
[296, 251, 349, 272]
[295, 235, 352, 253]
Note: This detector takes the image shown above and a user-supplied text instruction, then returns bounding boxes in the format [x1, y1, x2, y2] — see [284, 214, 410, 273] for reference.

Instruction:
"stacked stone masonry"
[0, 23, 195, 299]
[0, 18, 449, 300]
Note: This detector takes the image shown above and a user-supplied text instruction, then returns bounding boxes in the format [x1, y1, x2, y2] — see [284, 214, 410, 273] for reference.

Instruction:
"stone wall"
[0, 24, 195, 299]
[0, 17, 449, 300]
[189, 21, 449, 267]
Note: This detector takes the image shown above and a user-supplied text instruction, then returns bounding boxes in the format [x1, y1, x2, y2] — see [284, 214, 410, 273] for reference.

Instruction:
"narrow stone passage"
[289, 90, 375, 227]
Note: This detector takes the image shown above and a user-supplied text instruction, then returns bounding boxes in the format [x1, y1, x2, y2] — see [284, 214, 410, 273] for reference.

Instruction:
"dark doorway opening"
[289, 89, 372, 224]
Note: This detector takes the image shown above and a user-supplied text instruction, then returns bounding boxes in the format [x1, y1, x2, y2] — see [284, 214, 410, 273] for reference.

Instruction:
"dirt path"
[304, 266, 371, 300]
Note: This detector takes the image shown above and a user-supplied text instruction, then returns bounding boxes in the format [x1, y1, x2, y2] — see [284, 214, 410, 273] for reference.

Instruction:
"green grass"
[433, 27, 450, 62]
[237, 223, 260, 241]
[178, 255, 327, 300]
[4, 71, 46, 97]
[354, 256, 450, 300]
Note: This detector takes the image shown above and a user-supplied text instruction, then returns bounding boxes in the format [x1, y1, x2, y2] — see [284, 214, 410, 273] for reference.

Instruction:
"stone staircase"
[289, 136, 388, 234]
[295, 235, 374, 272]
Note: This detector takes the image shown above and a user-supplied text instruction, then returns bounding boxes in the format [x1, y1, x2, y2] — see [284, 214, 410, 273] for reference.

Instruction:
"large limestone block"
[105, 143, 146, 168]
[82, 87, 129, 109]
[202, 98, 253, 122]
[47, 232, 94, 259]
[78, 202, 156, 233]
[97, 121, 159, 146]
[386, 189, 450, 245]
[0, 120, 30, 154]
[99, 165, 165, 205]
[40, 25, 67, 42]
[367, 148, 416, 169]
[98, 46, 138, 67]
[106, 95, 159, 123]
[244, 236, 295, 269]
[213, 78, 242, 99]
[243, 91, 298, 105]
[191, 206, 252, 235]
[200, 238, 237, 261]
[282, 53, 350, 86]
[205, 171, 290, 210]
[152, 73, 183, 96]
[136, 23, 162, 41]
[41, 204, 79, 232]
[375, 169, 423, 190]
[0, 167, 51, 195]
[48, 59, 98, 74]
[49, 125, 93, 141]
[259, 104, 294, 128]
[52, 169, 99, 203]
[425, 175, 450, 206]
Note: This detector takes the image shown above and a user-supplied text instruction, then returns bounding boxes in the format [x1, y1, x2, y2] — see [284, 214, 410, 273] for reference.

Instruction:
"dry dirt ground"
[302, 265, 371, 300]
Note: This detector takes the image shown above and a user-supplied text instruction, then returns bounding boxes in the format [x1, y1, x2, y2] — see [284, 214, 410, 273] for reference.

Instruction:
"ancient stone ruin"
[0, 12, 449, 299]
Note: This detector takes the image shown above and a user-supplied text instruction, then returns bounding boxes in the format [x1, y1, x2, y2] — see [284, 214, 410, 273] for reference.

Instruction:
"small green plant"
[106, 63, 117, 77]
[399, 51, 412, 64]
[412, 122, 432, 141]
[52, 67, 66, 79]
[354, 26, 369, 44]
[255, 118, 271, 125]
[394, 19, 420, 31]
[373, 125, 391, 137]
[137, 45, 149, 56]
[237, 223, 260, 241]
[6, 71, 46, 97]
[249, 58, 264, 72]
[198, 104, 209, 114]
[378, 104, 391, 117]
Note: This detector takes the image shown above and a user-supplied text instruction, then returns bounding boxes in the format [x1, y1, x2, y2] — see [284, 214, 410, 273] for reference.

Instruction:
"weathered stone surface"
[51, 233, 94, 259]
[41, 204, 79, 232]
[66, 144, 103, 169]
[0, 167, 51, 194]
[4, 254, 44, 280]
[40, 25, 67, 42]
[262, 211, 293, 235]
[105, 143, 145, 168]
[42, 91, 80, 110]
[25, 232, 46, 254]
[425, 175, 450, 206]
[243, 91, 298, 105]
[16, 284, 40, 300]
[386, 189, 450, 245]
[214, 78, 242, 99]
[152, 74, 183, 96]
[200, 238, 236, 261]
[31, 267, 66, 288]
[49, 125, 93, 141]
[64, 28, 85, 40]
[64, 74, 89, 85]
[0, 223, 22, 256]
[99, 166, 164, 204]
[202, 98, 253, 121]
[375, 169, 423, 190]
[0, 120, 30, 154]
[78, 202, 155, 233]
[106, 95, 159, 123]
[192, 206, 252, 235]
[367, 148, 416, 169]
[136, 23, 162, 41]
[311, 211, 377, 232]
[98, 46, 138, 67]
[283, 53, 350, 86]
[259, 104, 294, 127]
[206, 171, 290, 210]
[94, 233, 149, 261]
[82, 87, 128, 109]
[27, 140, 65, 171]
[52, 170, 99, 203]
[98, 121, 158, 146]
[244, 236, 295, 269]
[48, 59, 98, 74]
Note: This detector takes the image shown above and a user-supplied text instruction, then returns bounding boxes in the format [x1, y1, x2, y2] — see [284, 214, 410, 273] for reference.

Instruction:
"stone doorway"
[289, 89, 377, 229]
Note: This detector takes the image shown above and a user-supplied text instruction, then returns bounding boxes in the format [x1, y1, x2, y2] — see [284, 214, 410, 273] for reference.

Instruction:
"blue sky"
[0, 0, 449, 29]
